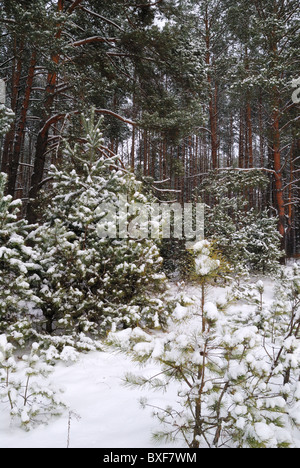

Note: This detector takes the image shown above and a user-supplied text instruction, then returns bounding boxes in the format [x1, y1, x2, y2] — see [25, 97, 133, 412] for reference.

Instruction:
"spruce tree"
[31, 111, 169, 335]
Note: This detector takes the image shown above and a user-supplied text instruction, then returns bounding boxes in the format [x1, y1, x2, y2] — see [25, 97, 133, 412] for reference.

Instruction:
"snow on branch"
[70, 37, 120, 47]
[215, 167, 276, 175]
[152, 178, 171, 185]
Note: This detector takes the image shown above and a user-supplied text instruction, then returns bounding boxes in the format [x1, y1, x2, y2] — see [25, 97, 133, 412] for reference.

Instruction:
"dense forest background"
[0, 0, 299, 255]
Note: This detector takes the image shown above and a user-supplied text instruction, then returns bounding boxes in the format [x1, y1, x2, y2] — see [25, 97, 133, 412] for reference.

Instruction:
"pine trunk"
[7, 51, 37, 196]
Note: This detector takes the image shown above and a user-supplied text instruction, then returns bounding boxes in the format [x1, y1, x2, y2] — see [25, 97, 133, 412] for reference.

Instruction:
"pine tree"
[108, 249, 296, 448]
[189, 240, 229, 332]
[30, 111, 169, 335]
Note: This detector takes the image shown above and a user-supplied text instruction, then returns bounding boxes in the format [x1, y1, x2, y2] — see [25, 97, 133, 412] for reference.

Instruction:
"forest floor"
[1, 262, 299, 449]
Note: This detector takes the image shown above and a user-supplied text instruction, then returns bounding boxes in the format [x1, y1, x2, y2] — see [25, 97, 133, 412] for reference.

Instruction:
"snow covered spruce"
[28, 112, 170, 336]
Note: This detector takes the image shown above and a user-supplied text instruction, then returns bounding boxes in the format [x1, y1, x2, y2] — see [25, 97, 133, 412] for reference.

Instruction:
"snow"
[203, 302, 220, 320]
[0, 351, 181, 449]
[254, 422, 276, 444]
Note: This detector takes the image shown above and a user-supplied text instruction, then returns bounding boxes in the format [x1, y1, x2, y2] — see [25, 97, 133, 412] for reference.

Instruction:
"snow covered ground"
[1, 264, 299, 449]
[0, 350, 183, 449]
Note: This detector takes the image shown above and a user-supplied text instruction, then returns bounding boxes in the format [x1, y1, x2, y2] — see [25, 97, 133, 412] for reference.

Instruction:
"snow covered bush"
[30, 111, 170, 336]
[232, 264, 300, 389]
[232, 211, 284, 274]
[32, 329, 104, 363]
[0, 335, 66, 430]
[201, 170, 283, 273]
[0, 173, 39, 331]
[266, 264, 300, 387]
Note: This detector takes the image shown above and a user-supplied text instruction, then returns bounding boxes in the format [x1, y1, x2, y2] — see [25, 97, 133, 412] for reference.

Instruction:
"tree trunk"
[205, 9, 218, 170]
[1, 40, 24, 175]
[7, 51, 37, 196]
[246, 101, 253, 168]
[272, 104, 285, 248]
[27, 0, 64, 223]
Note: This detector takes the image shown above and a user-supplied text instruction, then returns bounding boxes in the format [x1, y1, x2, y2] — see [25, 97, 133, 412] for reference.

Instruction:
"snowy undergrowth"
[0, 264, 299, 448]
[108, 264, 300, 448]
[0, 335, 66, 430]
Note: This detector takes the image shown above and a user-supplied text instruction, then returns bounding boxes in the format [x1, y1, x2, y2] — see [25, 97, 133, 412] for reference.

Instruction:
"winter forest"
[0, 0, 299, 450]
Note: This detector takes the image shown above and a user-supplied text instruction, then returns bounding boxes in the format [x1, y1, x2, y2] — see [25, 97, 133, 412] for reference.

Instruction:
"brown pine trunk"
[259, 93, 265, 167]
[286, 142, 295, 256]
[246, 99, 254, 207]
[27, 0, 64, 223]
[209, 82, 218, 170]
[228, 115, 233, 167]
[130, 125, 135, 171]
[163, 139, 167, 179]
[159, 139, 163, 180]
[7, 51, 37, 196]
[143, 130, 148, 176]
[205, 9, 218, 170]
[238, 108, 245, 168]
[246, 101, 253, 168]
[270, 38, 285, 249]
[245, 48, 253, 169]
[272, 105, 285, 246]
[181, 142, 185, 204]
[1, 40, 24, 175]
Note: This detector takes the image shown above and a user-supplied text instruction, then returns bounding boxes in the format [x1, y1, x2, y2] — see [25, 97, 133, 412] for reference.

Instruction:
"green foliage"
[160, 239, 195, 280]
[189, 240, 230, 284]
